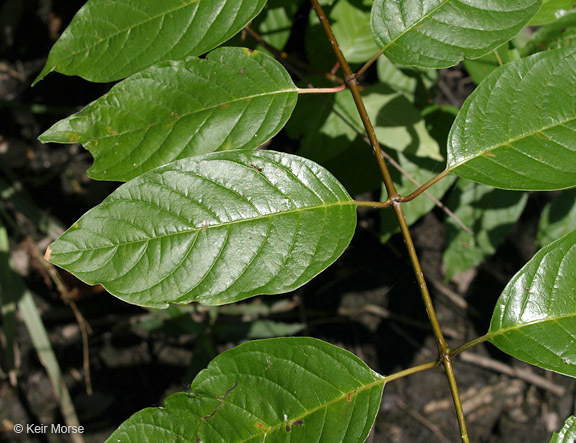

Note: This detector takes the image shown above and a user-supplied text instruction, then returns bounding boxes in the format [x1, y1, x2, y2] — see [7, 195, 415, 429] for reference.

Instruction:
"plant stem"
[449, 334, 489, 357]
[297, 85, 347, 94]
[356, 50, 383, 78]
[310, 1, 469, 440]
[400, 170, 450, 203]
[309, 0, 396, 199]
[384, 360, 438, 383]
[354, 200, 391, 208]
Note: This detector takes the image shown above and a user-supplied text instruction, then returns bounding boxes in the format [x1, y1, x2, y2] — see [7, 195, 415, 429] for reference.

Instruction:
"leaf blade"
[35, 0, 268, 83]
[488, 229, 576, 378]
[40, 47, 298, 182]
[46, 151, 357, 307]
[447, 49, 576, 190]
[370, 0, 540, 68]
[106, 337, 385, 443]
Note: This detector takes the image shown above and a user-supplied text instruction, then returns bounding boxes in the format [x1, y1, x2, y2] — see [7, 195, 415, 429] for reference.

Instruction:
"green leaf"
[255, 0, 304, 50]
[46, 151, 357, 308]
[370, 0, 541, 68]
[443, 181, 528, 280]
[538, 190, 576, 248]
[294, 84, 442, 163]
[463, 44, 515, 85]
[108, 338, 384, 442]
[530, 0, 574, 25]
[34, 0, 268, 83]
[447, 49, 576, 191]
[488, 229, 576, 378]
[381, 153, 455, 244]
[330, 0, 380, 64]
[39, 47, 298, 182]
[550, 416, 576, 443]
[522, 10, 576, 56]
[377, 56, 437, 99]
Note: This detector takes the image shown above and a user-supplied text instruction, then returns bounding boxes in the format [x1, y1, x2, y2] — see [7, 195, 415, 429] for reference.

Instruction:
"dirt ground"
[0, 1, 574, 442]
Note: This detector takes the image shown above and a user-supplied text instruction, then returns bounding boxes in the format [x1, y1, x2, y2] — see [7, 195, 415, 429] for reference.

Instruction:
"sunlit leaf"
[488, 229, 576, 378]
[107, 337, 385, 442]
[40, 47, 298, 182]
[443, 181, 528, 280]
[370, 0, 540, 68]
[530, 0, 574, 25]
[46, 151, 356, 308]
[35, 0, 267, 83]
[550, 416, 576, 443]
[447, 49, 576, 191]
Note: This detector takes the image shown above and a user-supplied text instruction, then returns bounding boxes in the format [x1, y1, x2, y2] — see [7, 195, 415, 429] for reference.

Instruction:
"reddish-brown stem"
[356, 50, 383, 78]
[297, 85, 347, 94]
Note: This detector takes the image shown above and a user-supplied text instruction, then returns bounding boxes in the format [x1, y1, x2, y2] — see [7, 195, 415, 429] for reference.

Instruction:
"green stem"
[400, 170, 450, 203]
[354, 200, 391, 208]
[384, 360, 438, 383]
[297, 85, 347, 94]
[355, 50, 383, 79]
[449, 334, 489, 358]
[309, 1, 469, 440]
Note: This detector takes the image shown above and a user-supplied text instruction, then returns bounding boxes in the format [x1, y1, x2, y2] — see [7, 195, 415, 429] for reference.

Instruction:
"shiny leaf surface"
[550, 416, 576, 443]
[107, 337, 385, 442]
[40, 48, 297, 182]
[35, 0, 267, 83]
[46, 151, 356, 308]
[488, 229, 576, 377]
[370, 0, 540, 68]
[447, 49, 576, 190]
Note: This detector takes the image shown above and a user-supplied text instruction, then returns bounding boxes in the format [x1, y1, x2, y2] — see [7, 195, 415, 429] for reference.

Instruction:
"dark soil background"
[0, 1, 574, 442]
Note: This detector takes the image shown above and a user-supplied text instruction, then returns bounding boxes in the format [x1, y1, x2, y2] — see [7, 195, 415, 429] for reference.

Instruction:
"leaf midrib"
[54, 201, 355, 254]
[240, 376, 386, 442]
[448, 115, 576, 170]
[379, 0, 451, 50]
[56, 0, 202, 64]
[488, 312, 576, 338]
[83, 89, 298, 143]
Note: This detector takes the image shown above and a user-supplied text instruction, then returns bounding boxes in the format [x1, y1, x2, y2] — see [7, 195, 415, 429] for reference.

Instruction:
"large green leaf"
[39, 47, 297, 182]
[488, 229, 576, 378]
[443, 181, 528, 280]
[370, 0, 540, 68]
[34, 0, 268, 83]
[45, 151, 356, 308]
[107, 337, 385, 442]
[538, 190, 576, 248]
[550, 416, 576, 443]
[447, 49, 576, 191]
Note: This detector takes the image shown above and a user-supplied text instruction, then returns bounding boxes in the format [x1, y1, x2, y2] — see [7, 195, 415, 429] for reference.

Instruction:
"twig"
[458, 352, 566, 397]
[396, 398, 452, 443]
[25, 238, 93, 395]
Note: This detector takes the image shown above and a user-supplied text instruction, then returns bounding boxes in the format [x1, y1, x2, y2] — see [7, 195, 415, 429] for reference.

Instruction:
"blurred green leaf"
[447, 49, 576, 190]
[107, 337, 385, 442]
[538, 190, 576, 248]
[530, 0, 574, 25]
[294, 84, 442, 163]
[35, 0, 268, 83]
[377, 56, 437, 99]
[522, 10, 576, 56]
[47, 151, 356, 308]
[550, 416, 576, 443]
[370, 0, 540, 68]
[40, 47, 297, 182]
[443, 181, 528, 280]
[463, 44, 516, 85]
[488, 229, 576, 378]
